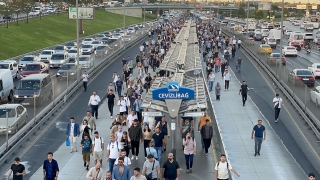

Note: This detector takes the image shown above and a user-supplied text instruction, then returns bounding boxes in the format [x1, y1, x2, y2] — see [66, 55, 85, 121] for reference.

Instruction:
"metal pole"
[144, 7, 146, 24]
[217, 0, 220, 17]
[52, 77, 55, 106]
[67, 71, 69, 92]
[123, 6, 126, 49]
[279, 0, 284, 80]
[6, 111, 8, 152]
[246, 0, 249, 37]
[76, 0, 80, 82]
[34, 92, 36, 125]
[171, 117, 177, 149]
[304, 85, 307, 111]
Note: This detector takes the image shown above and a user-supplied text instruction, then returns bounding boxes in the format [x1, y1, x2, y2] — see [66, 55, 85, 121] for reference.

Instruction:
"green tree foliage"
[238, 6, 245, 18]
[255, 10, 264, 19]
[21, 0, 34, 23]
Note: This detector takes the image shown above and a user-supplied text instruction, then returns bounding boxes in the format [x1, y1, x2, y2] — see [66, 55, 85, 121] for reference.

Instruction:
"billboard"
[312, 4, 317, 10]
[258, 2, 271, 10]
[68, 7, 94, 20]
[296, 4, 307, 9]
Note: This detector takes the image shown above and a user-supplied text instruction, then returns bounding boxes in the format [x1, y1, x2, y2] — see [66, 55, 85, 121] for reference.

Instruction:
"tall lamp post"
[278, 0, 284, 80]
[246, 0, 249, 37]
[76, 0, 80, 82]
[5, 110, 11, 152]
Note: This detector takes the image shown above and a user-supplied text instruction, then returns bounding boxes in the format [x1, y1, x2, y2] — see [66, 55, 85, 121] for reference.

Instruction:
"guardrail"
[223, 27, 320, 140]
[0, 25, 153, 165]
[0, 11, 65, 25]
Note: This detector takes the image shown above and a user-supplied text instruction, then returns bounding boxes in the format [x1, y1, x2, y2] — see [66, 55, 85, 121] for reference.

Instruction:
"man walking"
[131, 167, 147, 180]
[142, 154, 161, 180]
[106, 90, 116, 119]
[66, 117, 80, 153]
[251, 120, 266, 156]
[7, 157, 26, 180]
[200, 120, 213, 156]
[162, 153, 180, 180]
[128, 119, 143, 160]
[112, 157, 131, 180]
[215, 154, 240, 180]
[134, 95, 143, 123]
[92, 131, 104, 165]
[106, 135, 121, 173]
[198, 111, 211, 149]
[239, 81, 249, 106]
[116, 77, 124, 97]
[86, 162, 103, 180]
[152, 127, 164, 164]
[88, 91, 101, 119]
[156, 116, 170, 152]
[223, 69, 231, 91]
[236, 57, 243, 73]
[208, 71, 215, 92]
[43, 152, 59, 180]
[81, 133, 92, 171]
[82, 71, 89, 92]
[145, 73, 152, 93]
[273, 93, 283, 123]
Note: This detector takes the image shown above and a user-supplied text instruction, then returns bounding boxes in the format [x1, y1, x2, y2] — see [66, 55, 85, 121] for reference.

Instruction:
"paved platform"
[202, 60, 307, 179]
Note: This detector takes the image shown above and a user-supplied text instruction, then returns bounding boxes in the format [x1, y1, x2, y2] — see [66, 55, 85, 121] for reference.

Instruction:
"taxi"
[258, 44, 272, 54]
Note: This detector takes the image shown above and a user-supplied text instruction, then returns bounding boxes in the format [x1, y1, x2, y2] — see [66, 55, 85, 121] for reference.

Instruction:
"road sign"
[182, 112, 204, 117]
[142, 112, 163, 116]
[68, 7, 94, 20]
[152, 81, 195, 100]
[296, 4, 307, 10]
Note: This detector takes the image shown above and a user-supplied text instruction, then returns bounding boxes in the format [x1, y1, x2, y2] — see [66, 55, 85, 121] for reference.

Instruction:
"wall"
[105, 8, 142, 18]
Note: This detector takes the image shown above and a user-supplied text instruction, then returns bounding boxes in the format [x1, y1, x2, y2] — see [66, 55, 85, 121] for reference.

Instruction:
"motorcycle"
[305, 45, 311, 53]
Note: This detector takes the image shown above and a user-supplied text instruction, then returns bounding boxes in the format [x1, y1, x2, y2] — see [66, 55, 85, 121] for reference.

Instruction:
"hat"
[147, 154, 154, 158]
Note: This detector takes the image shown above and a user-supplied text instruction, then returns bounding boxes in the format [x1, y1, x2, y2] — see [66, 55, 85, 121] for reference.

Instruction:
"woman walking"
[183, 132, 196, 174]
[119, 131, 130, 157]
[215, 82, 221, 101]
[81, 119, 91, 139]
[143, 124, 153, 158]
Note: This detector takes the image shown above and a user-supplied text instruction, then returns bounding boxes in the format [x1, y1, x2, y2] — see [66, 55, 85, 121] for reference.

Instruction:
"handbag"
[127, 141, 132, 149]
[146, 160, 155, 180]
[66, 137, 70, 146]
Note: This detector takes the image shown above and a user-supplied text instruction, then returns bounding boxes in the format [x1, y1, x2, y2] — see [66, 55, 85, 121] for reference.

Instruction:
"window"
[42, 78, 48, 87]
[0, 80, 3, 91]
[9, 64, 13, 70]
[17, 106, 24, 115]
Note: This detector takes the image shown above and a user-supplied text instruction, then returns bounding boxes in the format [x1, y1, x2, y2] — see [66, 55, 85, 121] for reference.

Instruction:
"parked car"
[308, 63, 320, 77]
[0, 104, 28, 134]
[0, 69, 15, 103]
[20, 62, 49, 79]
[268, 53, 286, 66]
[53, 45, 67, 53]
[0, 60, 19, 79]
[19, 55, 39, 69]
[56, 63, 79, 81]
[282, 46, 298, 57]
[310, 86, 320, 106]
[39, 50, 55, 63]
[288, 69, 315, 87]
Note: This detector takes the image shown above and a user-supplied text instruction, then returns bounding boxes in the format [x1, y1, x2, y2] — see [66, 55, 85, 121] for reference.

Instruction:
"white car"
[90, 41, 103, 49]
[80, 45, 94, 55]
[127, 27, 135, 34]
[82, 38, 94, 45]
[19, 55, 39, 69]
[0, 104, 28, 134]
[79, 55, 93, 68]
[53, 45, 67, 53]
[0, 60, 18, 78]
[39, 50, 55, 61]
[283, 46, 298, 57]
[47, 8, 56, 13]
[310, 86, 320, 106]
[308, 63, 320, 77]
[95, 34, 105, 41]
[300, 21, 307, 29]
[285, 30, 292, 36]
[119, 31, 125, 37]
[68, 48, 82, 59]
[294, 21, 300, 26]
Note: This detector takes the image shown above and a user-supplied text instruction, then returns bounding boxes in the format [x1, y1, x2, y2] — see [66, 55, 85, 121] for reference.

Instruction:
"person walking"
[106, 135, 121, 173]
[151, 127, 164, 164]
[142, 154, 161, 180]
[115, 149, 131, 167]
[66, 117, 80, 153]
[82, 71, 89, 92]
[208, 71, 215, 92]
[239, 81, 249, 106]
[223, 69, 231, 91]
[146, 140, 158, 161]
[92, 131, 104, 165]
[88, 91, 101, 119]
[273, 93, 284, 123]
[83, 111, 96, 135]
[106, 171, 112, 180]
[156, 116, 170, 152]
[43, 152, 59, 180]
[134, 95, 143, 123]
[116, 77, 124, 98]
[86, 162, 103, 180]
[143, 124, 153, 158]
[200, 120, 213, 156]
[251, 120, 266, 156]
[6, 157, 26, 180]
[162, 153, 180, 180]
[118, 95, 129, 124]
[145, 73, 152, 93]
[106, 90, 116, 118]
[215, 82, 221, 101]
[183, 132, 196, 174]
[215, 154, 240, 180]
[80, 120, 91, 139]
[236, 57, 243, 73]
[198, 111, 211, 149]
[113, 72, 119, 92]
[81, 133, 92, 171]
[131, 167, 147, 180]
[128, 119, 143, 160]
[309, 172, 316, 180]
[112, 157, 131, 180]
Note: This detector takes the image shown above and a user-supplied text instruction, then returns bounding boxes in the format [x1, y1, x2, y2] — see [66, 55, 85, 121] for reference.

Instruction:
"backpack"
[94, 137, 103, 149]
[109, 141, 119, 151]
[217, 162, 229, 169]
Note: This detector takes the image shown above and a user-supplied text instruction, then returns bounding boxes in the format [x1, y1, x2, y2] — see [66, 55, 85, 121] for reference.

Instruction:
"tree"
[0, 0, 15, 28]
[255, 10, 264, 19]
[11, 0, 23, 26]
[238, 6, 245, 18]
[21, 0, 33, 23]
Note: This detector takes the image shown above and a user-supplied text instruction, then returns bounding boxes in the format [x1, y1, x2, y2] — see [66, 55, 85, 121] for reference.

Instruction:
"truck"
[233, 26, 243, 34]
[246, 22, 256, 31]
[268, 29, 281, 42]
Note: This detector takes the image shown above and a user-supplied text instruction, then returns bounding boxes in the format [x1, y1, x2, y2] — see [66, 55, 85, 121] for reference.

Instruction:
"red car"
[20, 62, 49, 79]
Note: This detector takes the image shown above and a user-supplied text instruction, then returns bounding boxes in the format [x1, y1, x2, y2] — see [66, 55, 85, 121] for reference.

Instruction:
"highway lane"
[0, 35, 149, 179]
[224, 48, 320, 176]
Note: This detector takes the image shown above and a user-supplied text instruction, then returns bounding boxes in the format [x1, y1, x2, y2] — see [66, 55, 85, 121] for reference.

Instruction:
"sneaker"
[131, 155, 135, 160]
[205, 153, 208, 156]
[254, 153, 257, 156]
[135, 156, 138, 160]
[111, 116, 113, 119]
[190, 169, 192, 173]
[275, 119, 278, 123]
[70, 150, 73, 153]
[75, 149, 78, 152]
[258, 152, 260, 156]
[86, 165, 89, 171]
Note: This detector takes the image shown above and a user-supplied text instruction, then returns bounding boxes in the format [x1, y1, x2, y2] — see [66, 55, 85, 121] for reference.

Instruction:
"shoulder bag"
[146, 160, 155, 180]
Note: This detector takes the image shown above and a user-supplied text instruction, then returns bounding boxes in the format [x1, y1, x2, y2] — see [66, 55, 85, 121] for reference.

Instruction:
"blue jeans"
[254, 137, 263, 153]
[154, 146, 162, 163]
[238, 63, 242, 72]
[184, 154, 194, 170]
[117, 87, 122, 97]
[109, 158, 116, 173]
[209, 81, 214, 92]
[214, 65, 219, 73]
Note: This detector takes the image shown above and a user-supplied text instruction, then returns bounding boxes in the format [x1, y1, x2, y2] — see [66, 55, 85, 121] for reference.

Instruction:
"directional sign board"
[142, 112, 163, 116]
[182, 112, 204, 117]
[152, 81, 195, 100]
[68, 7, 94, 20]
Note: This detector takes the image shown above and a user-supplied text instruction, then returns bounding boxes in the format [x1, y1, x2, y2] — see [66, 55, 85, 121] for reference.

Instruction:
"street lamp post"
[6, 111, 10, 152]
[279, 0, 284, 80]
[246, 0, 249, 37]
[76, 0, 80, 83]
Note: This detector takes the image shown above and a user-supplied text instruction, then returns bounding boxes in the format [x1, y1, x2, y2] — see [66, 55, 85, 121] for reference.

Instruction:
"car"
[123, 35, 132, 42]
[293, 21, 300, 26]
[39, 50, 55, 63]
[127, 27, 135, 34]
[20, 62, 49, 79]
[82, 38, 94, 45]
[95, 45, 109, 55]
[68, 48, 82, 60]
[0, 60, 18, 79]
[95, 34, 106, 41]
[81, 45, 94, 55]
[79, 55, 94, 68]
[300, 21, 307, 29]
[114, 28, 122, 34]
[0, 69, 15, 103]
[283, 46, 298, 56]
[101, 37, 110, 44]
[284, 30, 292, 36]
[90, 41, 103, 49]
[65, 42, 77, 50]
[56, 63, 79, 80]
[112, 33, 122, 39]
[133, 25, 139, 30]
[119, 31, 125, 37]
[47, 8, 56, 13]
[268, 53, 286, 66]
[308, 63, 320, 77]
[258, 44, 272, 54]
[19, 55, 39, 69]
[310, 86, 320, 106]
[53, 45, 67, 53]
[138, 24, 143, 28]
[314, 38, 320, 44]
[50, 52, 69, 68]
[0, 104, 28, 134]
[102, 32, 112, 37]
[288, 69, 315, 87]
[254, 33, 263, 41]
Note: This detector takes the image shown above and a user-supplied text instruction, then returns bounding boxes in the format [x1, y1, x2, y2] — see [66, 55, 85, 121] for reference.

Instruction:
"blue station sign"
[152, 81, 195, 100]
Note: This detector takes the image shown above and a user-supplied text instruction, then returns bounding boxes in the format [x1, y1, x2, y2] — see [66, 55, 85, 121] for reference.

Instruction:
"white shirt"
[208, 74, 215, 82]
[70, 123, 75, 136]
[113, 74, 119, 83]
[118, 100, 127, 112]
[224, 72, 231, 81]
[273, 97, 283, 108]
[215, 161, 232, 179]
[82, 74, 89, 82]
[88, 95, 101, 105]
[92, 136, 104, 152]
[115, 156, 131, 166]
[127, 114, 138, 128]
[140, 45, 144, 51]
[237, 40, 242, 44]
[116, 131, 123, 141]
[107, 141, 121, 159]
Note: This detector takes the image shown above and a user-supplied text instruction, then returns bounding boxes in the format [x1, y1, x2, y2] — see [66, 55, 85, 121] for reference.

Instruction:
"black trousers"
[83, 81, 88, 91]
[242, 94, 247, 105]
[108, 103, 114, 116]
[131, 140, 140, 156]
[136, 111, 142, 123]
[144, 66, 149, 73]
[91, 105, 98, 118]
[143, 139, 151, 157]
[203, 138, 211, 154]
[275, 107, 281, 120]
[225, 80, 230, 90]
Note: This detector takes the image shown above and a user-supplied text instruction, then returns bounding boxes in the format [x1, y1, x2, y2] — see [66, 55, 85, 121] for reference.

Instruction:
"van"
[0, 60, 18, 79]
[266, 38, 277, 48]
[261, 29, 269, 37]
[0, 69, 15, 104]
[289, 33, 304, 45]
[14, 74, 52, 106]
[304, 33, 314, 41]
[50, 52, 69, 68]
